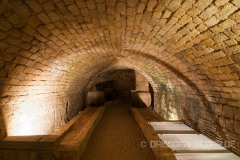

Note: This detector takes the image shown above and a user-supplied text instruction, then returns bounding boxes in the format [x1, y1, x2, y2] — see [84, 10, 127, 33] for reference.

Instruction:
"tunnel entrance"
[88, 69, 153, 103]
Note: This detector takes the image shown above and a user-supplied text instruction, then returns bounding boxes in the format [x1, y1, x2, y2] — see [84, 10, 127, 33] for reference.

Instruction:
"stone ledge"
[53, 109, 88, 136]
[0, 109, 89, 151]
[0, 105, 106, 160]
[131, 106, 177, 160]
[0, 135, 59, 151]
[55, 106, 106, 160]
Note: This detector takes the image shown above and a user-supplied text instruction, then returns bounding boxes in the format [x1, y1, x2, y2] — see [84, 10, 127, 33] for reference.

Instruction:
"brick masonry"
[0, 0, 239, 155]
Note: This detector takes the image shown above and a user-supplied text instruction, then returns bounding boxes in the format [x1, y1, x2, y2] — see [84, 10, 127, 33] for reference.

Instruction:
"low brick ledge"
[0, 105, 106, 160]
[55, 105, 106, 160]
[131, 106, 177, 160]
[0, 108, 90, 152]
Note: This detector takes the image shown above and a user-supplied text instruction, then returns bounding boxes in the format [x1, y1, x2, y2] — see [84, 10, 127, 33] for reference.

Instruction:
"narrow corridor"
[81, 101, 156, 160]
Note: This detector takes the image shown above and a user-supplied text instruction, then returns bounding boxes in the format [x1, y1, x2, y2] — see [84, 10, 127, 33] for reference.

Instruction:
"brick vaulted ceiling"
[0, 0, 240, 152]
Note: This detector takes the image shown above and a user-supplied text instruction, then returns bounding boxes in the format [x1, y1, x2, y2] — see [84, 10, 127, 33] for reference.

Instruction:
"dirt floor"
[81, 100, 156, 160]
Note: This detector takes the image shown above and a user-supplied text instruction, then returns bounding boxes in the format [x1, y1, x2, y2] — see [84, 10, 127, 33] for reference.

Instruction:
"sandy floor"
[81, 100, 156, 160]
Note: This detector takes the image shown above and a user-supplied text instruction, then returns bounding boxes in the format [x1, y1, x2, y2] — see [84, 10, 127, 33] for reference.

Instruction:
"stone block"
[25, 0, 42, 13]
[0, 18, 13, 31]
[117, 2, 126, 14]
[234, 120, 240, 134]
[87, 91, 105, 106]
[68, 5, 81, 16]
[234, 108, 240, 120]
[219, 116, 226, 127]
[137, 3, 146, 13]
[232, 0, 240, 7]
[42, 1, 55, 13]
[199, 6, 218, 20]
[127, 0, 138, 7]
[86, 0, 96, 9]
[167, 0, 180, 12]
[147, 0, 157, 12]
[37, 12, 51, 24]
[131, 91, 151, 107]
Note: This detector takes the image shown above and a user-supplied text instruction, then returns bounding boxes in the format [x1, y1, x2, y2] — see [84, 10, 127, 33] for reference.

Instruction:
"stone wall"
[135, 71, 149, 91]
[3, 92, 83, 136]
[154, 84, 180, 120]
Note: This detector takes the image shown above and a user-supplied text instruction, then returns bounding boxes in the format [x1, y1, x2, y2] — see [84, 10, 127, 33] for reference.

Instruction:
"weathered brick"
[231, 54, 240, 63]
[232, 24, 240, 35]
[96, 2, 106, 13]
[167, 0, 181, 12]
[153, 11, 162, 19]
[117, 2, 126, 14]
[48, 12, 60, 22]
[107, 6, 115, 14]
[215, 0, 229, 7]
[222, 105, 233, 118]
[234, 120, 240, 134]
[68, 4, 81, 15]
[22, 26, 36, 39]
[147, 0, 157, 12]
[0, 18, 12, 32]
[137, 3, 146, 13]
[127, 0, 138, 7]
[11, 1, 32, 18]
[219, 116, 226, 127]
[42, 1, 55, 13]
[0, 60, 4, 69]
[162, 9, 171, 18]
[204, 16, 220, 27]
[25, 0, 43, 13]
[5, 36, 22, 46]
[199, 6, 218, 20]
[37, 12, 51, 24]
[7, 15, 25, 28]
[216, 3, 237, 20]
[75, 0, 87, 8]
[86, 0, 96, 9]
[235, 108, 240, 120]
[226, 119, 234, 131]
[232, 0, 240, 7]
[26, 16, 42, 28]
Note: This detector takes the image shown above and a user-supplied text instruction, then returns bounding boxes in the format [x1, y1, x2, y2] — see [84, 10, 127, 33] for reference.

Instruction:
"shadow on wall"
[149, 84, 154, 109]
[0, 107, 7, 140]
[155, 83, 180, 120]
[131, 91, 152, 108]
[184, 97, 201, 127]
[132, 52, 228, 142]
[0, 83, 9, 139]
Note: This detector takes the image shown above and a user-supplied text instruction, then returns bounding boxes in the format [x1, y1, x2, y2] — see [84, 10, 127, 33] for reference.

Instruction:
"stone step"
[149, 121, 196, 134]
[175, 153, 240, 160]
[158, 134, 228, 152]
[149, 121, 240, 160]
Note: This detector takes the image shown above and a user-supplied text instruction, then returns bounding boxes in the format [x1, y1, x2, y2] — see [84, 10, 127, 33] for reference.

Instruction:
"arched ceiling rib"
[0, 0, 239, 102]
